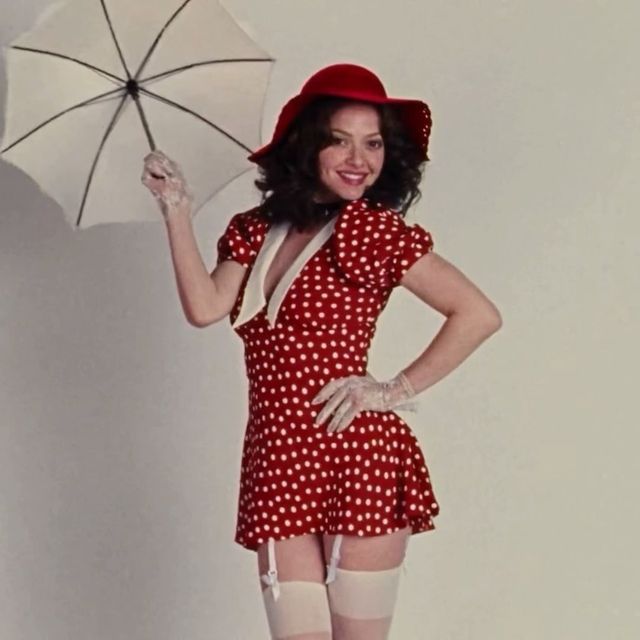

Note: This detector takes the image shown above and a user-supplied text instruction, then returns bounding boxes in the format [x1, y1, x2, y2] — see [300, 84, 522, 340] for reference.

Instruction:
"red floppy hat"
[248, 63, 432, 163]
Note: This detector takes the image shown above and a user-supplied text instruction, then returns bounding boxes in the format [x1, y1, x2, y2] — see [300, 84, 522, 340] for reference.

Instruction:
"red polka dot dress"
[216, 197, 440, 552]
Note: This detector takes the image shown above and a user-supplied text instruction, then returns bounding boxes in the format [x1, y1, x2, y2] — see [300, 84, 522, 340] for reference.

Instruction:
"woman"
[142, 63, 502, 640]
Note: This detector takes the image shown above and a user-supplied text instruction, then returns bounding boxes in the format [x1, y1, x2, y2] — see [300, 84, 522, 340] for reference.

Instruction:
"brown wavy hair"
[254, 96, 428, 231]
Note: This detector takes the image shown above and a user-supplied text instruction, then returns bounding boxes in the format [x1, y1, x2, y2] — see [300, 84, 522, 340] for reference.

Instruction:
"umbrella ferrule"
[125, 80, 140, 98]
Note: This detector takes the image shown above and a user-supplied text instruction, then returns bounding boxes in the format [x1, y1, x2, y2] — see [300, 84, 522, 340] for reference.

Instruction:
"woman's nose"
[345, 144, 365, 166]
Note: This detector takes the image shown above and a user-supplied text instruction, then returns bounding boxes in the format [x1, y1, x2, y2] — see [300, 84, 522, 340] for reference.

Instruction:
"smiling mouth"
[337, 171, 368, 185]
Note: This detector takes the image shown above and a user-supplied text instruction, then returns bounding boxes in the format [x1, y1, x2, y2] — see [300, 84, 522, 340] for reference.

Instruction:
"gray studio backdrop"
[1, 1, 638, 639]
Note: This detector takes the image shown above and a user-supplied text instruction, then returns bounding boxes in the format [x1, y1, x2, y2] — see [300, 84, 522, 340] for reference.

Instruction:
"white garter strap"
[262, 530, 410, 599]
[325, 533, 343, 584]
[403, 529, 410, 575]
[325, 530, 411, 583]
[260, 537, 280, 601]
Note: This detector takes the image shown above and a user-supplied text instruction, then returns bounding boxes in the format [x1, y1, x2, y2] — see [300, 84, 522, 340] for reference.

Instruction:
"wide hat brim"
[248, 64, 432, 163]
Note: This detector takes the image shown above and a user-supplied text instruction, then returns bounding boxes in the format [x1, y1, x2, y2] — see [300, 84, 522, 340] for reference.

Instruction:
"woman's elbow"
[187, 310, 224, 328]
[189, 317, 208, 329]
[452, 300, 503, 334]
[480, 303, 503, 333]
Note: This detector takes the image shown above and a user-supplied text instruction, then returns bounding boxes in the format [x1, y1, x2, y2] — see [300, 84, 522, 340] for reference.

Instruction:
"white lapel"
[232, 215, 338, 329]
[231, 221, 288, 329]
[266, 215, 338, 327]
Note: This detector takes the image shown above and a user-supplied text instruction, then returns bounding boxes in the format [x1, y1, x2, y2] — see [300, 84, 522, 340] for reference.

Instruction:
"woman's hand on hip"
[311, 372, 417, 433]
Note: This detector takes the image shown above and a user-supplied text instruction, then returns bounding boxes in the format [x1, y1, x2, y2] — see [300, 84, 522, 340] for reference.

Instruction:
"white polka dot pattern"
[216, 198, 439, 551]
[216, 209, 261, 269]
[332, 200, 434, 289]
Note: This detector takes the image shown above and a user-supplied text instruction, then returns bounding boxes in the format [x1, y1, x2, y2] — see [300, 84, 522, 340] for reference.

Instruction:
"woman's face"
[315, 102, 385, 202]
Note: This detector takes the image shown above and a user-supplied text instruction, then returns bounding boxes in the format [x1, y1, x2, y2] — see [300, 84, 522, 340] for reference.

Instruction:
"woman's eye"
[331, 136, 347, 146]
[368, 139, 384, 149]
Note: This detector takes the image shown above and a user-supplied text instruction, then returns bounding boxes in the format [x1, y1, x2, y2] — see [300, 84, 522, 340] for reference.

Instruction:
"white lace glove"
[141, 149, 194, 220]
[311, 371, 418, 433]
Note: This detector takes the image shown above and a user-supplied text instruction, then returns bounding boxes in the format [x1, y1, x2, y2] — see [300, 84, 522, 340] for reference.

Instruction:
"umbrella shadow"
[0, 157, 248, 636]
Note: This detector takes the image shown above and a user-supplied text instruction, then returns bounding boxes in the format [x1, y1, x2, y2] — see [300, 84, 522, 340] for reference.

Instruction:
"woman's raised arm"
[164, 213, 246, 327]
[142, 150, 245, 327]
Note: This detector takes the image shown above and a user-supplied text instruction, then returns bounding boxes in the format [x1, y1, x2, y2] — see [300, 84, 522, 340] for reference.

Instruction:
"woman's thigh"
[322, 526, 411, 571]
[257, 533, 326, 590]
[321, 526, 412, 640]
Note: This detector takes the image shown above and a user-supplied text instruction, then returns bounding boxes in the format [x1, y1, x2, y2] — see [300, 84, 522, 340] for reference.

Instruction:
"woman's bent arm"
[164, 211, 244, 327]
[398, 252, 502, 395]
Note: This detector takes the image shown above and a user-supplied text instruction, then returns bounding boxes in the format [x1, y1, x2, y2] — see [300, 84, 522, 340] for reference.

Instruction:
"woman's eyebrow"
[331, 128, 382, 138]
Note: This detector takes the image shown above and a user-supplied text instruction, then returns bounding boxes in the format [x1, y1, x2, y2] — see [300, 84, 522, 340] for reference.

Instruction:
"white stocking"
[260, 537, 332, 640]
[324, 534, 408, 640]
[327, 566, 402, 639]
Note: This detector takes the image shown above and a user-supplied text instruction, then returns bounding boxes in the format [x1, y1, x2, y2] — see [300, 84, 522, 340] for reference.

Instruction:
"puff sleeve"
[332, 202, 435, 289]
[216, 210, 262, 268]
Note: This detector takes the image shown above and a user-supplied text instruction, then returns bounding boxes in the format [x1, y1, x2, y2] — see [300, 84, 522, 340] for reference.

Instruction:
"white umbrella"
[0, 0, 274, 229]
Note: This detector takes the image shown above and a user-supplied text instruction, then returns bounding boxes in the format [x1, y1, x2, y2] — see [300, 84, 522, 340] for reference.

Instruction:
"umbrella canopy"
[0, 0, 274, 228]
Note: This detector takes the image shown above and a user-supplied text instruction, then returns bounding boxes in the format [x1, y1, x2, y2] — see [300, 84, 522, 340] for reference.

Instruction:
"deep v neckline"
[263, 222, 331, 306]
[232, 213, 340, 329]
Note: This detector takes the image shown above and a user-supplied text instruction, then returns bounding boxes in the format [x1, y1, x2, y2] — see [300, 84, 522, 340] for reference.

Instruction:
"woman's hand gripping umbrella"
[141, 149, 193, 221]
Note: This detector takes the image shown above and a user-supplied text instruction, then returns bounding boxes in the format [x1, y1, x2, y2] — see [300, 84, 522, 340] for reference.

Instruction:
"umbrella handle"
[141, 150, 194, 220]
